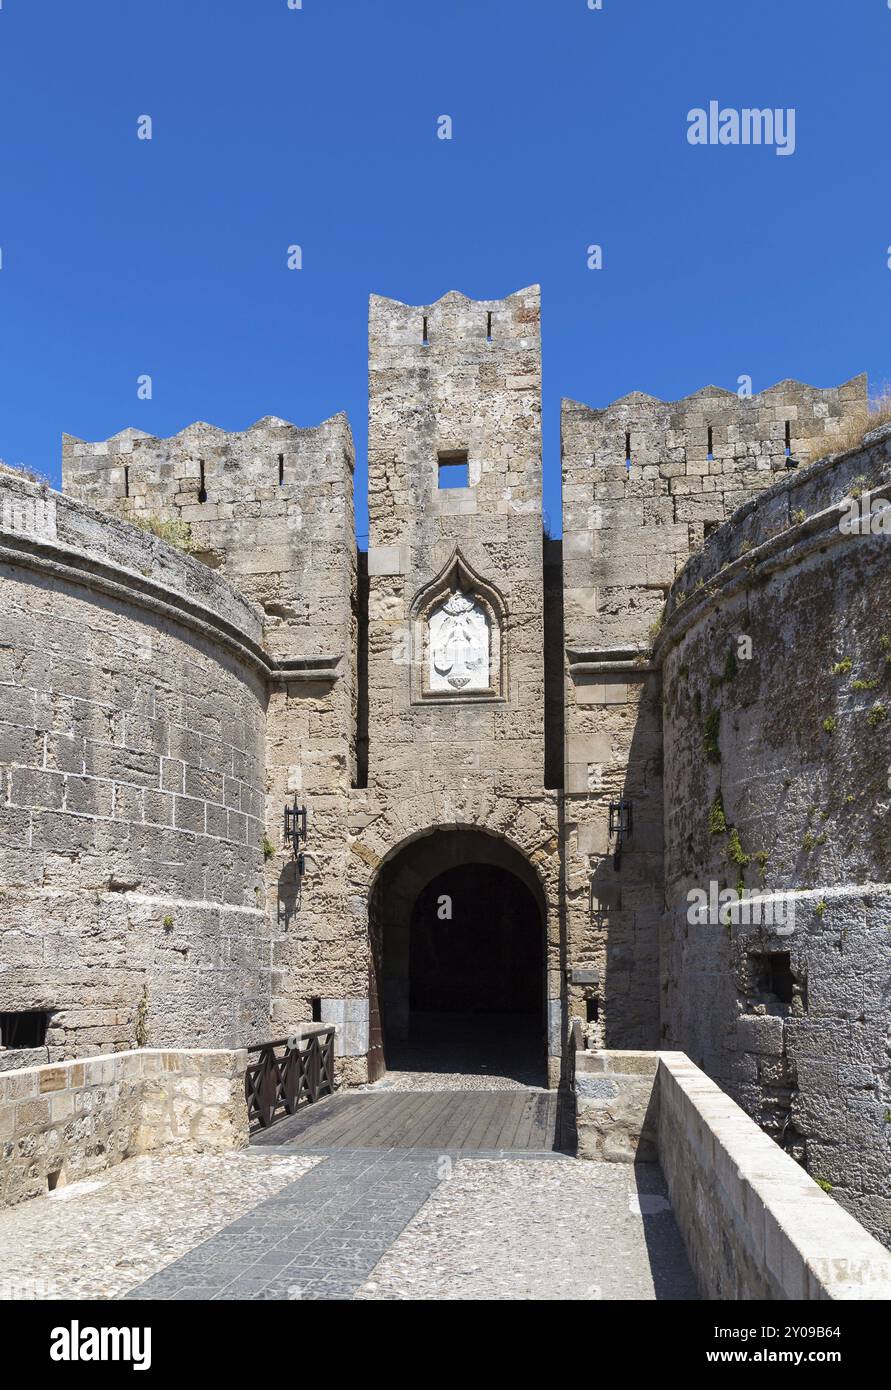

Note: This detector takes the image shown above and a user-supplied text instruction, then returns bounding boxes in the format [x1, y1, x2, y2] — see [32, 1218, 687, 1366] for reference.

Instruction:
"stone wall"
[575, 1048, 659, 1162]
[0, 1048, 248, 1209]
[60, 416, 359, 1052]
[0, 472, 270, 1060]
[657, 1051, 891, 1301]
[558, 379, 868, 1067]
[575, 1049, 891, 1300]
[562, 377, 867, 652]
[658, 424, 891, 1246]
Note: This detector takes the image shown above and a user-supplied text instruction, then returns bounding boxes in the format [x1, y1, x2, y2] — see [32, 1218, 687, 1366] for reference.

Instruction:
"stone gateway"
[1, 285, 889, 1248]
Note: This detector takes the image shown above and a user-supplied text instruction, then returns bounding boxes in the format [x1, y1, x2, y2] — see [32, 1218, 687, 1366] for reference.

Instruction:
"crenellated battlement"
[62, 413, 354, 519]
[64, 412, 356, 671]
[369, 285, 540, 363]
[563, 374, 867, 473]
[561, 373, 869, 655]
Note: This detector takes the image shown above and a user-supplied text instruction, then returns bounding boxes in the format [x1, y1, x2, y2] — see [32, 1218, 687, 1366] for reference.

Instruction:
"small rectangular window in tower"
[278, 453, 285, 486]
[624, 431, 632, 470]
[486, 311, 493, 342]
[198, 459, 207, 503]
[749, 950, 796, 1006]
[784, 420, 792, 456]
[767, 952, 795, 1004]
[707, 426, 714, 461]
[124, 464, 130, 498]
[422, 315, 429, 346]
[437, 450, 469, 489]
[0, 1010, 50, 1048]
[310, 997, 322, 1023]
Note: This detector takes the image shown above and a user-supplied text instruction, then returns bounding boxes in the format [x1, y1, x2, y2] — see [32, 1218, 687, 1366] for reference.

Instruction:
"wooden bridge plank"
[250, 1087, 559, 1153]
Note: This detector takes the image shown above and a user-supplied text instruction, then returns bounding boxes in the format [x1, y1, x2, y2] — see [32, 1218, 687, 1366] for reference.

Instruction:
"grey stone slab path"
[126, 1089, 699, 1301]
[127, 1149, 446, 1301]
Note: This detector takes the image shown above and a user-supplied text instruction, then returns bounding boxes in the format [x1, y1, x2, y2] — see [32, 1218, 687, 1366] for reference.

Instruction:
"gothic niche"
[411, 552, 505, 702]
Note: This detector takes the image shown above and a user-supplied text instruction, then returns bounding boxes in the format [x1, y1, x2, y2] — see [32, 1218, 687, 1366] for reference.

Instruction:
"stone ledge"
[574, 1048, 891, 1300]
[0, 1048, 251, 1210]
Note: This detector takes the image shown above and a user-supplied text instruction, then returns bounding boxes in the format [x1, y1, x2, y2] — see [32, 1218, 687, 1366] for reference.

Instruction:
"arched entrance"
[367, 827, 546, 1084]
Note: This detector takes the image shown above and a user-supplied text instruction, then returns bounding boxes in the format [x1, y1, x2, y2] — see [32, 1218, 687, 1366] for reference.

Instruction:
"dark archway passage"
[368, 829, 546, 1084]
[411, 865, 542, 1014]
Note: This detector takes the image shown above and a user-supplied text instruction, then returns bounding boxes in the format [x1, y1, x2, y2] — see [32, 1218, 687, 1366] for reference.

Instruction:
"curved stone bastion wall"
[657, 424, 891, 1246]
[0, 473, 270, 1064]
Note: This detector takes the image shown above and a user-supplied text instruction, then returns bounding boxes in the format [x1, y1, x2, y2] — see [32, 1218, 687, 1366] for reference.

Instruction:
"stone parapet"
[575, 1050, 891, 1300]
[0, 1048, 249, 1209]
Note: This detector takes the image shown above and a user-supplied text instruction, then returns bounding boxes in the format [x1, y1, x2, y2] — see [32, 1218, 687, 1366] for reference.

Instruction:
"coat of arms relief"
[427, 590, 490, 693]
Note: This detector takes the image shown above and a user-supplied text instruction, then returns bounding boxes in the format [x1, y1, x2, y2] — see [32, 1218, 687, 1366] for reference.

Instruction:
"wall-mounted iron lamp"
[284, 801, 308, 874]
[608, 800, 633, 871]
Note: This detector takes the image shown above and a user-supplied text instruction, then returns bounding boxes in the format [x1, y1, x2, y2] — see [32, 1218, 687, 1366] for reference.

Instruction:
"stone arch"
[409, 548, 507, 702]
[353, 802, 561, 1085]
[347, 792, 562, 1085]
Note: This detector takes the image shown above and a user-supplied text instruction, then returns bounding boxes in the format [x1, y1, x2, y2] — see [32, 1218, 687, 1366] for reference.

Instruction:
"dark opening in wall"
[486, 310, 493, 342]
[124, 464, 130, 498]
[422, 315, 429, 346]
[278, 453, 285, 486]
[0, 1010, 50, 1048]
[543, 536, 564, 789]
[310, 997, 322, 1023]
[750, 951, 796, 1006]
[198, 459, 207, 503]
[353, 548, 369, 788]
[586, 996, 600, 1023]
[707, 426, 714, 461]
[437, 450, 469, 489]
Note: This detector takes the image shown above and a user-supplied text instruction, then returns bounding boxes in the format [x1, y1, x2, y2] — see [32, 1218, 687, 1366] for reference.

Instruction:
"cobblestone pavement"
[364, 1068, 544, 1092]
[0, 1152, 319, 1301]
[124, 1089, 698, 1301]
[356, 1158, 697, 1300]
[129, 1149, 449, 1301]
[1, 1090, 699, 1302]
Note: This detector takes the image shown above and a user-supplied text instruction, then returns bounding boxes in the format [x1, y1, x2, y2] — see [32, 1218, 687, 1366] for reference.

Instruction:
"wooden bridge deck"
[250, 1088, 561, 1154]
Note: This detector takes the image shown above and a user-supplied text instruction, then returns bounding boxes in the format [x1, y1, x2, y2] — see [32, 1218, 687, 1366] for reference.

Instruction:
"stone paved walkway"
[0, 1089, 699, 1301]
[126, 1089, 698, 1301]
[0, 1151, 319, 1301]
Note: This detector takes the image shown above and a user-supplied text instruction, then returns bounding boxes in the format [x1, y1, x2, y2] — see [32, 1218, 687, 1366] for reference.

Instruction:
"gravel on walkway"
[355, 1157, 699, 1301]
[0, 1151, 319, 1301]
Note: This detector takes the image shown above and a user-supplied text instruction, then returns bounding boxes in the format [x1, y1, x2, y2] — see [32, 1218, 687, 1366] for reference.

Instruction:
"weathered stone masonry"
[560, 376, 867, 1058]
[0, 476, 269, 1060]
[657, 426, 891, 1244]
[60, 416, 358, 1060]
[1, 285, 888, 1243]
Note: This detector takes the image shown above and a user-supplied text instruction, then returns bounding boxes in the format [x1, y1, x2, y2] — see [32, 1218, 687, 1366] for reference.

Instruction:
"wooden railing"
[245, 1025, 336, 1131]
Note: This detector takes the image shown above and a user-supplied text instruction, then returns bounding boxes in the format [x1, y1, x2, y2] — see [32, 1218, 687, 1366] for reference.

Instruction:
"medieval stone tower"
[2, 284, 890, 1243]
[356, 287, 560, 1081]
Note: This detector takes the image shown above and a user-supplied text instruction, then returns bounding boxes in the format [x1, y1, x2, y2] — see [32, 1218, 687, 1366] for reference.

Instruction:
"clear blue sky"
[1, 0, 889, 539]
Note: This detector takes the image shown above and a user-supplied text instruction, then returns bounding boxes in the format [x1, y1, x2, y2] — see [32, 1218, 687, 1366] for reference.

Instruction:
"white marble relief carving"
[428, 590, 490, 693]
